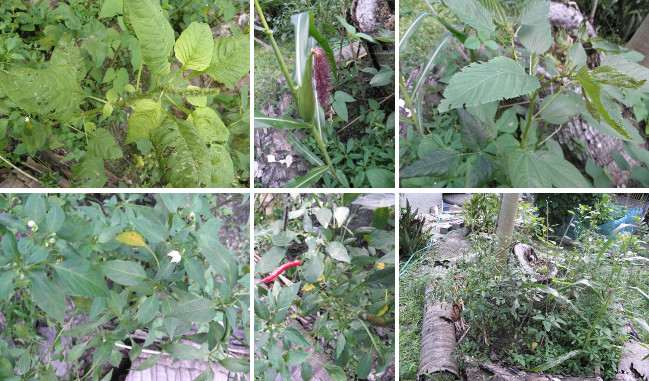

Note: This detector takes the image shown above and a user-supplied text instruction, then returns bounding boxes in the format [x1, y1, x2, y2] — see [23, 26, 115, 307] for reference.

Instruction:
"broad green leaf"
[520, 0, 550, 26]
[284, 326, 312, 347]
[285, 350, 311, 366]
[138, 295, 159, 324]
[276, 282, 301, 322]
[630, 167, 649, 185]
[71, 155, 106, 187]
[611, 149, 630, 171]
[285, 165, 330, 188]
[400, 12, 430, 53]
[125, 0, 174, 75]
[518, 22, 551, 54]
[254, 110, 310, 130]
[356, 354, 372, 379]
[219, 358, 250, 373]
[25, 194, 46, 224]
[174, 22, 213, 71]
[439, 56, 540, 112]
[0, 271, 15, 301]
[566, 43, 587, 70]
[166, 344, 199, 361]
[200, 242, 238, 289]
[53, 258, 109, 297]
[301, 361, 313, 380]
[99, 0, 123, 18]
[45, 201, 64, 234]
[585, 157, 612, 187]
[286, 132, 324, 167]
[88, 128, 123, 159]
[151, 118, 212, 187]
[412, 33, 452, 97]
[114, 231, 147, 247]
[400, 148, 461, 178]
[463, 35, 481, 49]
[130, 217, 165, 244]
[324, 364, 347, 381]
[592, 65, 645, 89]
[539, 94, 580, 124]
[267, 340, 283, 370]
[444, 0, 495, 34]
[326, 241, 350, 263]
[134, 354, 161, 371]
[291, 12, 311, 86]
[625, 141, 649, 165]
[465, 152, 496, 187]
[170, 297, 214, 323]
[365, 168, 394, 188]
[459, 108, 494, 150]
[125, 99, 163, 144]
[537, 152, 591, 187]
[205, 35, 249, 88]
[508, 149, 552, 187]
[302, 257, 324, 283]
[0, 213, 27, 233]
[315, 208, 332, 228]
[188, 107, 229, 143]
[100, 260, 148, 286]
[50, 33, 85, 81]
[601, 55, 649, 92]
[574, 66, 631, 139]
[0, 66, 85, 121]
[370, 66, 393, 87]
[255, 247, 286, 274]
[28, 272, 66, 323]
[210, 144, 235, 186]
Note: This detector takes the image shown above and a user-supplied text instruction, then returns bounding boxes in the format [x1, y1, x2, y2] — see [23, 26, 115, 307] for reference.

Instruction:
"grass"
[399, 0, 448, 73]
[253, 41, 295, 109]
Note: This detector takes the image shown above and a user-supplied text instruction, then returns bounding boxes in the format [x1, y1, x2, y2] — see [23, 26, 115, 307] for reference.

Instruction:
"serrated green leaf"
[519, 22, 551, 54]
[151, 118, 212, 187]
[125, 0, 174, 75]
[205, 35, 249, 88]
[100, 260, 148, 286]
[126, 99, 164, 144]
[459, 108, 494, 150]
[574, 66, 631, 139]
[465, 152, 496, 187]
[88, 128, 123, 160]
[71, 154, 106, 187]
[0, 66, 85, 121]
[601, 55, 649, 92]
[508, 149, 552, 187]
[477, 0, 508, 29]
[445, 0, 495, 34]
[400, 148, 461, 178]
[592, 65, 645, 89]
[50, 33, 85, 81]
[175, 22, 213, 71]
[439, 56, 540, 112]
[53, 258, 109, 297]
[520, 0, 550, 26]
[188, 107, 229, 143]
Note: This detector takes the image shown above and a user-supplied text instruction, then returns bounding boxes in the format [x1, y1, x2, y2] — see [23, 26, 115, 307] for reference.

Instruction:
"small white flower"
[189, 212, 195, 219]
[167, 250, 181, 263]
[24, 117, 29, 122]
[49, 238, 56, 244]
[19, 273, 24, 279]
[27, 220, 35, 228]
[267, 154, 276, 163]
[316, 237, 325, 245]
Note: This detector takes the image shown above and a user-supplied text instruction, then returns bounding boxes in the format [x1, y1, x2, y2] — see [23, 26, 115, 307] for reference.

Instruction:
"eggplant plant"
[399, 0, 649, 188]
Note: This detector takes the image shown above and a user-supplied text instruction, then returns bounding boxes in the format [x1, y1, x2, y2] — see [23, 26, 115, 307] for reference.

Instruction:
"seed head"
[312, 47, 331, 108]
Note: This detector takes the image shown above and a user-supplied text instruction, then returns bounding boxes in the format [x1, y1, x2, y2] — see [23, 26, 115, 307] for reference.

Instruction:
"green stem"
[399, 70, 422, 135]
[168, 0, 194, 18]
[309, 121, 338, 180]
[254, 0, 298, 104]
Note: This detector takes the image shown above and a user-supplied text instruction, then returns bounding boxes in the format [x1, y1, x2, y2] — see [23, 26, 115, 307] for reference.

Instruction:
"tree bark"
[495, 193, 519, 263]
[627, 13, 649, 68]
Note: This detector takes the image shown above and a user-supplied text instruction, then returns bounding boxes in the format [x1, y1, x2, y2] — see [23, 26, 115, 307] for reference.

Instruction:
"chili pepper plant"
[254, 1, 396, 188]
[253, 193, 396, 380]
[399, 0, 649, 187]
[0, 193, 250, 380]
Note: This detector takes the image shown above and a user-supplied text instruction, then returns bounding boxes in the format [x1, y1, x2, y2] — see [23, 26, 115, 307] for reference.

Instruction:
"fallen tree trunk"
[418, 284, 459, 380]
[466, 359, 604, 381]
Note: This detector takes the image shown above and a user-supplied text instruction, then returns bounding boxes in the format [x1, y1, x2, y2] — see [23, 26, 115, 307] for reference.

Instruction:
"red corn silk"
[312, 47, 331, 108]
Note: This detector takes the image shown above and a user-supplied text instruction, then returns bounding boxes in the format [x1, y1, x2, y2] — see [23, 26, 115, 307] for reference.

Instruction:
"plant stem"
[309, 121, 338, 179]
[254, 0, 298, 104]
[168, 0, 194, 18]
[399, 71, 422, 135]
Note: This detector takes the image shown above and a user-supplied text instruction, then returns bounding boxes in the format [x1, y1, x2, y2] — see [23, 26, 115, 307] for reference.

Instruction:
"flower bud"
[27, 220, 35, 228]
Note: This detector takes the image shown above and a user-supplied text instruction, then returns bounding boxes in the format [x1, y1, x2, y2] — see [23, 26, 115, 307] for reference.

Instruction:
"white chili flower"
[24, 117, 29, 122]
[49, 238, 56, 244]
[27, 220, 36, 228]
[189, 212, 195, 219]
[316, 237, 325, 246]
[167, 250, 181, 263]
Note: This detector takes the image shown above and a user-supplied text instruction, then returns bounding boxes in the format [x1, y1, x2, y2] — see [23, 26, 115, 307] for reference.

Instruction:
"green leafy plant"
[399, 199, 431, 259]
[254, 193, 395, 379]
[0, 193, 250, 379]
[254, 2, 395, 188]
[399, 0, 649, 187]
[0, 0, 250, 187]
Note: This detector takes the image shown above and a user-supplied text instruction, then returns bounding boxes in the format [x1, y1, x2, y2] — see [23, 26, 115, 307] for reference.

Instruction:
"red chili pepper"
[261, 260, 302, 283]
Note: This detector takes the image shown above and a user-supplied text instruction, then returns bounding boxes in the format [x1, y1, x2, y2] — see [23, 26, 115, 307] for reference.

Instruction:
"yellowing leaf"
[377, 305, 388, 317]
[302, 283, 315, 292]
[376, 263, 386, 270]
[531, 342, 538, 350]
[115, 231, 147, 247]
[317, 274, 325, 282]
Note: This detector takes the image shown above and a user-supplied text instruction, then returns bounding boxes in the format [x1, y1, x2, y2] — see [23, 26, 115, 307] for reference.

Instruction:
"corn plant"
[400, 0, 649, 188]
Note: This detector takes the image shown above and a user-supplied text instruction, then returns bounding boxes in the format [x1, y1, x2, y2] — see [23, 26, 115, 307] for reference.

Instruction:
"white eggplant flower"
[167, 250, 181, 263]
[49, 238, 56, 244]
[27, 220, 35, 228]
